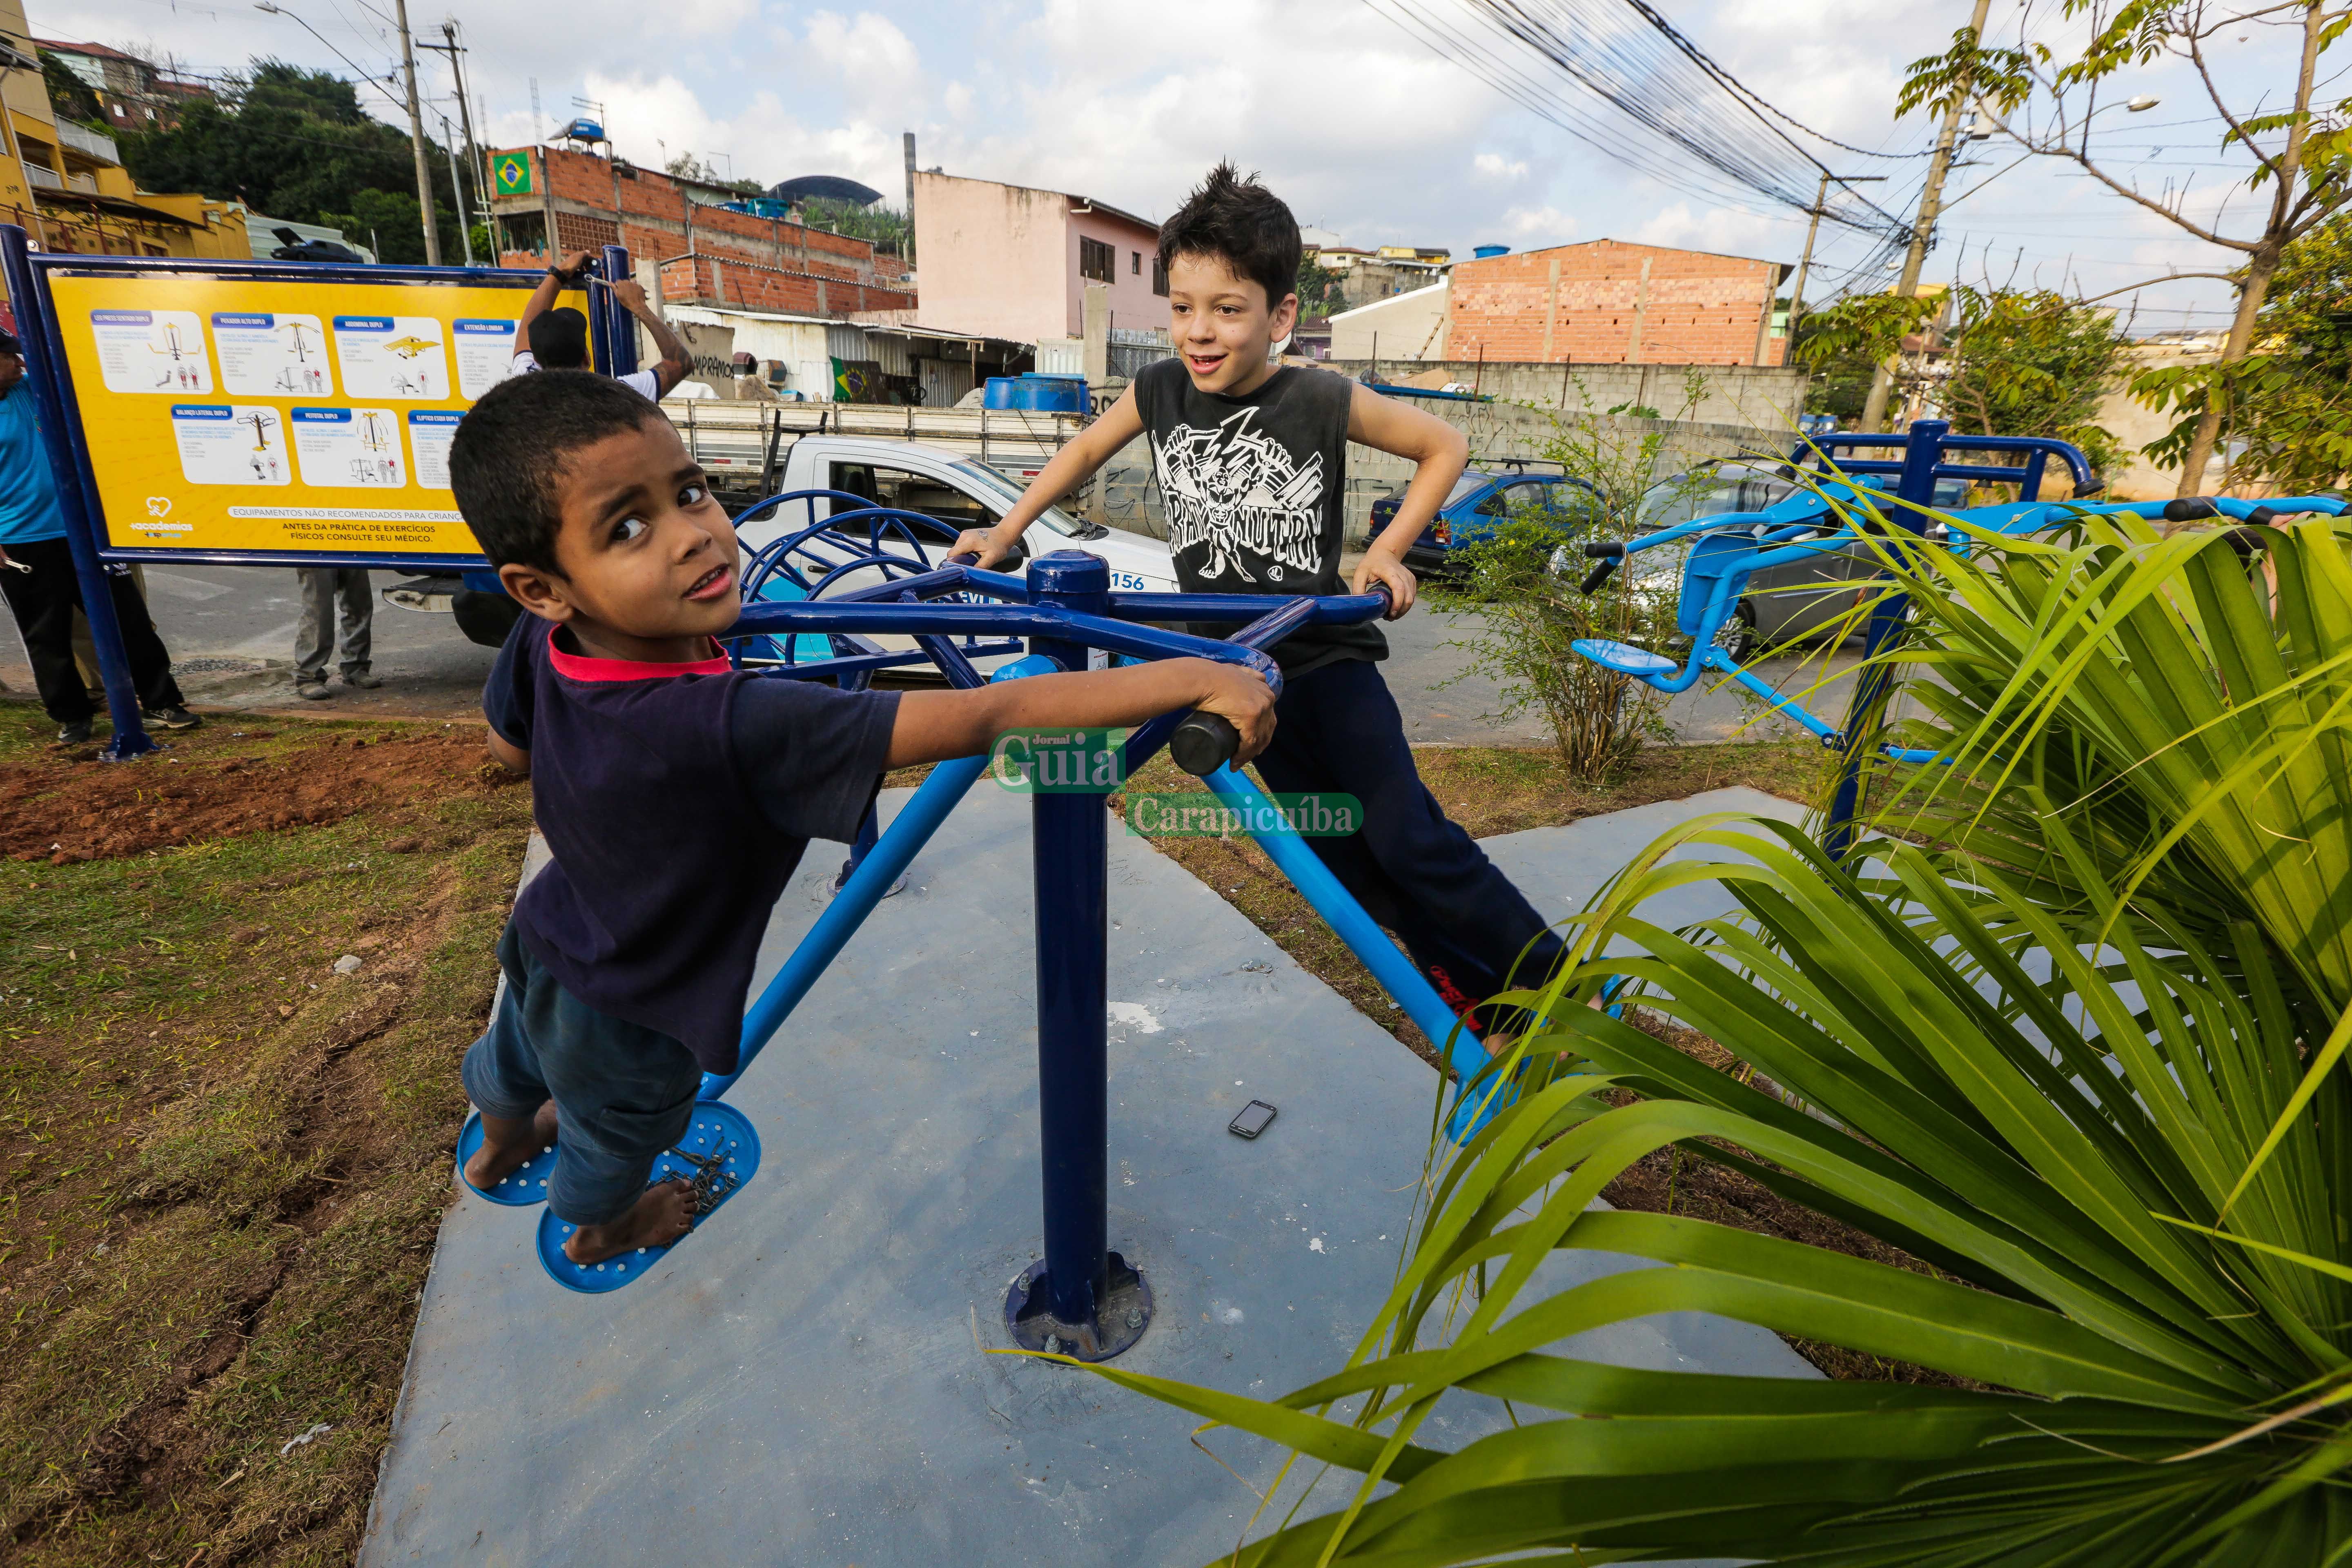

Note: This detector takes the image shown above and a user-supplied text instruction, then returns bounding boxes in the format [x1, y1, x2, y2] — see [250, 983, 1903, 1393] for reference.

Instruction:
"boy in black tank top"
[445, 371, 1276, 1266]
[954, 163, 1568, 1054]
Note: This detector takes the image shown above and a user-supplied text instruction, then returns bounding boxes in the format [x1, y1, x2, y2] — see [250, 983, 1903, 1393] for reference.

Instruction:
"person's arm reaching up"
[885, 654, 1272, 769]
[1345, 385, 1470, 619]
[949, 386, 1146, 566]
[611, 279, 693, 397]
[514, 250, 595, 358]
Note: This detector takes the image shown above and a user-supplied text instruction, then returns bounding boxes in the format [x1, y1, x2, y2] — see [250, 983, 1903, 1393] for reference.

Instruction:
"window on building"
[1130, 251, 1140, 275]
[1079, 236, 1115, 284]
[1151, 256, 1168, 296]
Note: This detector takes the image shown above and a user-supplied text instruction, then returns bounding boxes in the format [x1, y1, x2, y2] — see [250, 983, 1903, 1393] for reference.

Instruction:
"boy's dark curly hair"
[1155, 161, 1300, 313]
[450, 370, 660, 576]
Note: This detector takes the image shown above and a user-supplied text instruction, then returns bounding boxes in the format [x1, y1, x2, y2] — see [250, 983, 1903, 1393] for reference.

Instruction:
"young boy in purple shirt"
[449, 370, 1274, 1265]
[954, 164, 1568, 1054]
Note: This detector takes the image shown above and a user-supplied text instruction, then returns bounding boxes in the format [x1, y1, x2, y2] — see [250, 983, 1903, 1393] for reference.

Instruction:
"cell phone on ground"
[1228, 1100, 1277, 1140]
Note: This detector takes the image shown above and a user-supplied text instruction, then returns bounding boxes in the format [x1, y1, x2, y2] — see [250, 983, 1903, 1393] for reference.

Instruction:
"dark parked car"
[1370, 466, 1603, 573]
[1626, 461, 1975, 659]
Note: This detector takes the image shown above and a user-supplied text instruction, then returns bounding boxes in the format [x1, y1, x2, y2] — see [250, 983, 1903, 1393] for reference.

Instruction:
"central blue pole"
[1006, 550, 1151, 1359]
[1029, 552, 1110, 1326]
[1823, 418, 1947, 859]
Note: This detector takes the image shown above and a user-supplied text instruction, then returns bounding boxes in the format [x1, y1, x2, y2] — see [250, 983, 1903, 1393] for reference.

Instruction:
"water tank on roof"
[556, 118, 606, 144]
[1472, 244, 1510, 259]
[768, 174, 884, 208]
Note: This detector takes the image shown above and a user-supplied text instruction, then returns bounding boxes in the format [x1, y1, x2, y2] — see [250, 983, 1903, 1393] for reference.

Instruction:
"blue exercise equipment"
[1568, 421, 2350, 842]
[454, 505, 1511, 1339]
[454, 1109, 557, 1206]
[536, 1102, 762, 1295]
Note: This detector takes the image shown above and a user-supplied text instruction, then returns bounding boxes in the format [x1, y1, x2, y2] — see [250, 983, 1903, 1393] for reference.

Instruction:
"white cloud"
[1501, 205, 1579, 243]
[39, 0, 2279, 323]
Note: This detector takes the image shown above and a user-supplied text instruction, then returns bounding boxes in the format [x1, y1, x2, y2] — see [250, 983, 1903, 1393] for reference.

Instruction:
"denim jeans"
[461, 923, 702, 1225]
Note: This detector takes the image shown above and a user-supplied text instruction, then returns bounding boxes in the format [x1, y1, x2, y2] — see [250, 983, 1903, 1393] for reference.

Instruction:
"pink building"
[910, 170, 1164, 345]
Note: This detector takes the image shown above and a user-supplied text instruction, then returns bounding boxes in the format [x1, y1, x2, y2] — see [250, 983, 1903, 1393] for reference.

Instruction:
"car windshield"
[1639, 468, 1755, 530]
[956, 461, 1088, 535]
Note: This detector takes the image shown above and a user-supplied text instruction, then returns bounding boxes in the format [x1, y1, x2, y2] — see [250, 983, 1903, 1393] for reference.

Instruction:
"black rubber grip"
[1582, 541, 1626, 559]
[2246, 505, 2279, 526]
[1169, 711, 1241, 776]
[1579, 558, 1620, 595]
[2163, 498, 2219, 523]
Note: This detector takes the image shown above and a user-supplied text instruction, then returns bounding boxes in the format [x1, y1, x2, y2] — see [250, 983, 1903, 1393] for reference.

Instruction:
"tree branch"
[2188, 34, 2288, 189]
[1982, 101, 2251, 247]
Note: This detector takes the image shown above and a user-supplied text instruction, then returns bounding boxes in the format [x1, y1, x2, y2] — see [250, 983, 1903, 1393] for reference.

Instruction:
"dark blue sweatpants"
[1251, 657, 1568, 1032]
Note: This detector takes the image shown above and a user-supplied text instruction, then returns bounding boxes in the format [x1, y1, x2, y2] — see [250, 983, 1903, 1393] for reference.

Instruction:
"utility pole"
[440, 113, 474, 264]
[392, 0, 441, 265]
[902, 131, 917, 267]
[1860, 0, 1993, 431]
[420, 25, 485, 262]
[1787, 172, 1885, 332]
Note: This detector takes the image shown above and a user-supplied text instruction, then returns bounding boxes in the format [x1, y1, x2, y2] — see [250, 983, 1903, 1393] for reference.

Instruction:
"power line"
[1363, 0, 1919, 240]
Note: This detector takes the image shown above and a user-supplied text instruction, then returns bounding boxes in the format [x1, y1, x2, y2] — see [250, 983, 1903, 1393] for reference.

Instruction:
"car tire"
[1712, 601, 1758, 664]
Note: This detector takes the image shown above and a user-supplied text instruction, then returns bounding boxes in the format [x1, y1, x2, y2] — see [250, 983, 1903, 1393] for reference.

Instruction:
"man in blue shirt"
[0, 329, 199, 743]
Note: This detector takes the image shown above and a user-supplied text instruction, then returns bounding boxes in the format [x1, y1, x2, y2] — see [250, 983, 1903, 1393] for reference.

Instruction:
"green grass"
[0, 708, 530, 1564]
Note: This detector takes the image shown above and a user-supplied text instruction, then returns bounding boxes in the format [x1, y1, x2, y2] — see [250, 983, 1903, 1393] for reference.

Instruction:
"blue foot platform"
[533, 1101, 763, 1294]
[454, 1109, 557, 1207]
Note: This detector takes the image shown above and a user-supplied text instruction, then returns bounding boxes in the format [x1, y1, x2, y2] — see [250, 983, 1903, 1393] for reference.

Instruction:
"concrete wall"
[1093, 392, 1790, 543]
[912, 171, 1075, 343]
[1067, 205, 1165, 340]
[2096, 339, 2221, 500]
[1449, 240, 1787, 367]
[1329, 285, 1450, 361]
[1319, 359, 1806, 430]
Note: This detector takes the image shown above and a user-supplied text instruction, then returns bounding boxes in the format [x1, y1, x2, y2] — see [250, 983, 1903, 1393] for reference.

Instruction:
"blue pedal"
[454, 1109, 557, 1206]
[534, 1101, 762, 1294]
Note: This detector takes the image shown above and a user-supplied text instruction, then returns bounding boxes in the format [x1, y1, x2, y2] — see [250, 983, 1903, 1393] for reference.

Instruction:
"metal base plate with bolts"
[1004, 1251, 1153, 1361]
[829, 863, 907, 898]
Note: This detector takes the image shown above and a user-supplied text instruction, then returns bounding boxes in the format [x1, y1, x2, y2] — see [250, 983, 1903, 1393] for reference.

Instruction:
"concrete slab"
[363, 784, 1814, 1566]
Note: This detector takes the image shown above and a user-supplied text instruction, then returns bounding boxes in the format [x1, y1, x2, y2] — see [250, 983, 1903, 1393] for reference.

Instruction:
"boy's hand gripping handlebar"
[1165, 583, 1395, 775]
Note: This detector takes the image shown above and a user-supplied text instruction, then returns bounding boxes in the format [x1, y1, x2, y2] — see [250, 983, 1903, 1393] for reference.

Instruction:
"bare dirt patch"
[0, 722, 520, 864]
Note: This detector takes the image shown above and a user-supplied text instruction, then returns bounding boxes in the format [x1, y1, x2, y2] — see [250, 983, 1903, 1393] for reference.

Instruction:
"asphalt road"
[0, 555, 1870, 745]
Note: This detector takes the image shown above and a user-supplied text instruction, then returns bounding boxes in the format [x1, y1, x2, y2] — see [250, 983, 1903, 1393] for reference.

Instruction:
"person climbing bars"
[446, 370, 1275, 1264]
[952, 163, 1568, 1056]
[511, 249, 692, 401]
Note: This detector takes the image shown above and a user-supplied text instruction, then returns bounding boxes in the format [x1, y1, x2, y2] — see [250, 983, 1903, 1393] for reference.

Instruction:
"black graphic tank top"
[1133, 359, 1385, 677]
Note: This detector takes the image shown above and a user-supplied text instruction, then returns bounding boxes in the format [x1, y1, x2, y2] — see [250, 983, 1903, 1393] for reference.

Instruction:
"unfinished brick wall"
[1448, 241, 1786, 367]
[490, 147, 914, 315]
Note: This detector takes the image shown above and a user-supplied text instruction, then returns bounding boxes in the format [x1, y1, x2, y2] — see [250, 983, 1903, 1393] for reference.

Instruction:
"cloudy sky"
[34, 0, 2312, 333]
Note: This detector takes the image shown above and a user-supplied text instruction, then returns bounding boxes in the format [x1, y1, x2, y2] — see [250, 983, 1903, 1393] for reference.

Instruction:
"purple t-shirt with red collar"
[484, 614, 900, 1073]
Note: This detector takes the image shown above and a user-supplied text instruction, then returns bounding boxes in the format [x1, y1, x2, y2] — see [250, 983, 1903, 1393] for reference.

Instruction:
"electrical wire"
[1363, 0, 1920, 240]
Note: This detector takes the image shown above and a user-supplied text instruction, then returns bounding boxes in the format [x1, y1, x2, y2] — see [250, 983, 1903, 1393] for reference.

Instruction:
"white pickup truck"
[389, 433, 1177, 648]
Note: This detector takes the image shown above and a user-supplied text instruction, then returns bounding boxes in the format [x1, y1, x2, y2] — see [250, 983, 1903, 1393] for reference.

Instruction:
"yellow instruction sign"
[47, 273, 584, 559]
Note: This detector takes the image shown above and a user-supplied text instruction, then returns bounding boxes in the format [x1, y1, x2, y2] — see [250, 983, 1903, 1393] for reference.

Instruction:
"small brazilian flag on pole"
[488, 150, 535, 198]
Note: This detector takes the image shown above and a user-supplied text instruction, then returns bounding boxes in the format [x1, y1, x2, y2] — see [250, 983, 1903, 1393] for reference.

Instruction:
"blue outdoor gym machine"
[1567, 419, 2349, 859]
[463, 519, 1503, 1352]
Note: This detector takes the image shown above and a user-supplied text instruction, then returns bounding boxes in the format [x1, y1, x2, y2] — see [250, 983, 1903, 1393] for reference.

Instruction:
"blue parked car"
[1369, 465, 1603, 573]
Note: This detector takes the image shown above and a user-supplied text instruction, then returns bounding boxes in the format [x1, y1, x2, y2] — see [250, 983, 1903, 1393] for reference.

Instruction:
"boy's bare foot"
[564, 1178, 697, 1264]
[463, 1099, 558, 1191]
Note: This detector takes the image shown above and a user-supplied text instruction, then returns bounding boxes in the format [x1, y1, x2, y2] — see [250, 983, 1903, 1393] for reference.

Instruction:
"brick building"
[486, 145, 914, 318]
[1447, 240, 1789, 367]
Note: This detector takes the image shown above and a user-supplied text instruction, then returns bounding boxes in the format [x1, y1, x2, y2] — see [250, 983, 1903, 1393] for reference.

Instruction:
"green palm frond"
[1095, 506, 2352, 1564]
